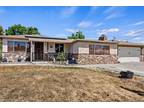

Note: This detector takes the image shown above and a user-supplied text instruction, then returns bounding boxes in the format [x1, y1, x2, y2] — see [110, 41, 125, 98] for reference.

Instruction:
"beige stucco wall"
[71, 42, 89, 54]
[110, 44, 117, 55]
[71, 41, 117, 55]
[2, 39, 8, 53]
[142, 48, 144, 55]
[64, 44, 72, 53]
[48, 43, 55, 53]
[44, 42, 48, 53]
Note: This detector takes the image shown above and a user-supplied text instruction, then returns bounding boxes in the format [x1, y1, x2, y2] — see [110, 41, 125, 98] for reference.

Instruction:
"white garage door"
[118, 47, 141, 63]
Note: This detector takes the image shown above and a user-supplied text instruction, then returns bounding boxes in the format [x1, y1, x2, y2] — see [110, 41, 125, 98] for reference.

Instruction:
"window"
[89, 44, 110, 55]
[50, 45, 53, 48]
[89, 45, 94, 54]
[55, 44, 64, 53]
[14, 42, 26, 51]
[8, 41, 14, 52]
[27, 42, 30, 53]
[8, 41, 27, 52]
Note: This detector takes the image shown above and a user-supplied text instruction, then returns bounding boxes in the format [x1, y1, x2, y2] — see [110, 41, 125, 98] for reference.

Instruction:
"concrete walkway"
[0, 62, 144, 77]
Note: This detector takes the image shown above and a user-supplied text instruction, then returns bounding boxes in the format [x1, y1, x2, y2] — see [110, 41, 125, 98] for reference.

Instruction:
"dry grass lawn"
[0, 65, 144, 102]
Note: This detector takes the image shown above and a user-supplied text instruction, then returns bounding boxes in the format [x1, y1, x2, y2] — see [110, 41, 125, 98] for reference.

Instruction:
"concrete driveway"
[75, 62, 144, 77]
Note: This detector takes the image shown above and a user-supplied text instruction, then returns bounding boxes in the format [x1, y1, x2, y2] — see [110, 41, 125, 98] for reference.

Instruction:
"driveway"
[74, 62, 144, 77]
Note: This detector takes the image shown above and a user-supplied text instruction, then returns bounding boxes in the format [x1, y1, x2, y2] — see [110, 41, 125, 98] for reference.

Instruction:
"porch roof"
[28, 37, 74, 43]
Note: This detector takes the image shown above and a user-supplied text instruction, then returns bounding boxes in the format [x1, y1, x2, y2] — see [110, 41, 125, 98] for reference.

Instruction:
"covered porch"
[28, 37, 74, 62]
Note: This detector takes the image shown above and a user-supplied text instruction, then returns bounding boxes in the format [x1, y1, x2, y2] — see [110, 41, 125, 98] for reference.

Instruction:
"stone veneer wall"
[77, 54, 118, 64]
[2, 52, 27, 62]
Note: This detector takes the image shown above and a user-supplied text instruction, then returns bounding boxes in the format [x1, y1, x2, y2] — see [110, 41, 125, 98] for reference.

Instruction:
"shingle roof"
[0, 35, 144, 46]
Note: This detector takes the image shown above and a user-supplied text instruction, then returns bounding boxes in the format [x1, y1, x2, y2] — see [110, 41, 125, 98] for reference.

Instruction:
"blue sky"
[0, 6, 144, 43]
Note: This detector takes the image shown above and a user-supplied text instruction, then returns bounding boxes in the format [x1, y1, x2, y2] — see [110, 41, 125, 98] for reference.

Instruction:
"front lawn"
[0, 66, 144, 102]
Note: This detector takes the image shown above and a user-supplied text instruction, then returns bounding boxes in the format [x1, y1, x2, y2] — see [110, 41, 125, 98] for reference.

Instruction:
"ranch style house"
[0, 35, 144, 64]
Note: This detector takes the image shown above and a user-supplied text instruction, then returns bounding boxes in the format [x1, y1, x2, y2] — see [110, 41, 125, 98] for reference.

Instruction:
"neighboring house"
[0, 35, 144, 64]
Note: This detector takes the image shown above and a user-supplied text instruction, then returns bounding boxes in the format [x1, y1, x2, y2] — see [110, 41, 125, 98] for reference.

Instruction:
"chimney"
[98, 34, 108, 41]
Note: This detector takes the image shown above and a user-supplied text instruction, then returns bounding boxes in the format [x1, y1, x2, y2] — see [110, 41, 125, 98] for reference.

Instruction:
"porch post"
[30, 41, 33, 63]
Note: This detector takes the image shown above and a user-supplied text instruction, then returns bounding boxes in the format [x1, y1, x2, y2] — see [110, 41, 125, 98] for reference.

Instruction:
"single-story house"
[0, 35, 144, 64]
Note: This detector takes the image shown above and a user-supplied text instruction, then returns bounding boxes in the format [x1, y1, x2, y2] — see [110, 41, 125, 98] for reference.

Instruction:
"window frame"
[89, 44, 110, 55]
[7, 40, 27, 53]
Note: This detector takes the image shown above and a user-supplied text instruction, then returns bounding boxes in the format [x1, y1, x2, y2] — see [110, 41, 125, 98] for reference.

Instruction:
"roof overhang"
[73, 39, 118, 44]
[28, 37, 74, 44]
[0, 35, 28, 40]
[118, 43, 144, 47]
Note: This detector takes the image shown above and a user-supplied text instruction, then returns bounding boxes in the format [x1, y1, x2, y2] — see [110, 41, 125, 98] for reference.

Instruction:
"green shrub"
[56, 52, 66, 61]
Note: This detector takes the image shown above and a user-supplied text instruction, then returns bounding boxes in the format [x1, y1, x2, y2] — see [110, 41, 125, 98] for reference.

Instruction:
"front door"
[55, 44, 64, 53]
[35, 42, 44, 61]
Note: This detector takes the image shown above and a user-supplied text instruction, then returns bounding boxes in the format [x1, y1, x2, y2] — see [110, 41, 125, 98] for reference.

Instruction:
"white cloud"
[104, 7, 125, 20]
[132, 21, 144, 26]
[126, 29, 144, 37]
[99, 28, 120, 34]
[94, 22, 103, 27]
[61, 7, 78, 18]
[106, 14, 121, 20]
[130, 36, 144, 43]
[78, 21, 92, 28]
[65, 28, 78, 33]
[104, 7, 116, 14]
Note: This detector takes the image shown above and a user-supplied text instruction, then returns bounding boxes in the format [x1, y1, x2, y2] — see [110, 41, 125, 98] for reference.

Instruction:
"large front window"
[8, 41, 27, 52]
[89, 44, 110, 55]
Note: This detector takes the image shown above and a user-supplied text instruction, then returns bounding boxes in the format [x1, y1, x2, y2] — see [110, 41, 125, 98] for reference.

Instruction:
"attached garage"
[118, 46, 141, 63]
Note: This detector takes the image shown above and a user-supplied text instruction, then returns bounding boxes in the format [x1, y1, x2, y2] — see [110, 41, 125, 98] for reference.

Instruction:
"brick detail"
[77, 54, 118, 64]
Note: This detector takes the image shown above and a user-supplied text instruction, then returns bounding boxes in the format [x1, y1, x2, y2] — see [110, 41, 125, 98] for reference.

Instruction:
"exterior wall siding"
[64, 44, 71, 53]
[110, 44, 117, 55]
[0, 39, 2, 61]
[71, 42, 118, 64]
[2, 39, 8, 52]
[142, 48, 144, 55]
[44, 42, 48, 53]
[140, 48, 144, 62]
